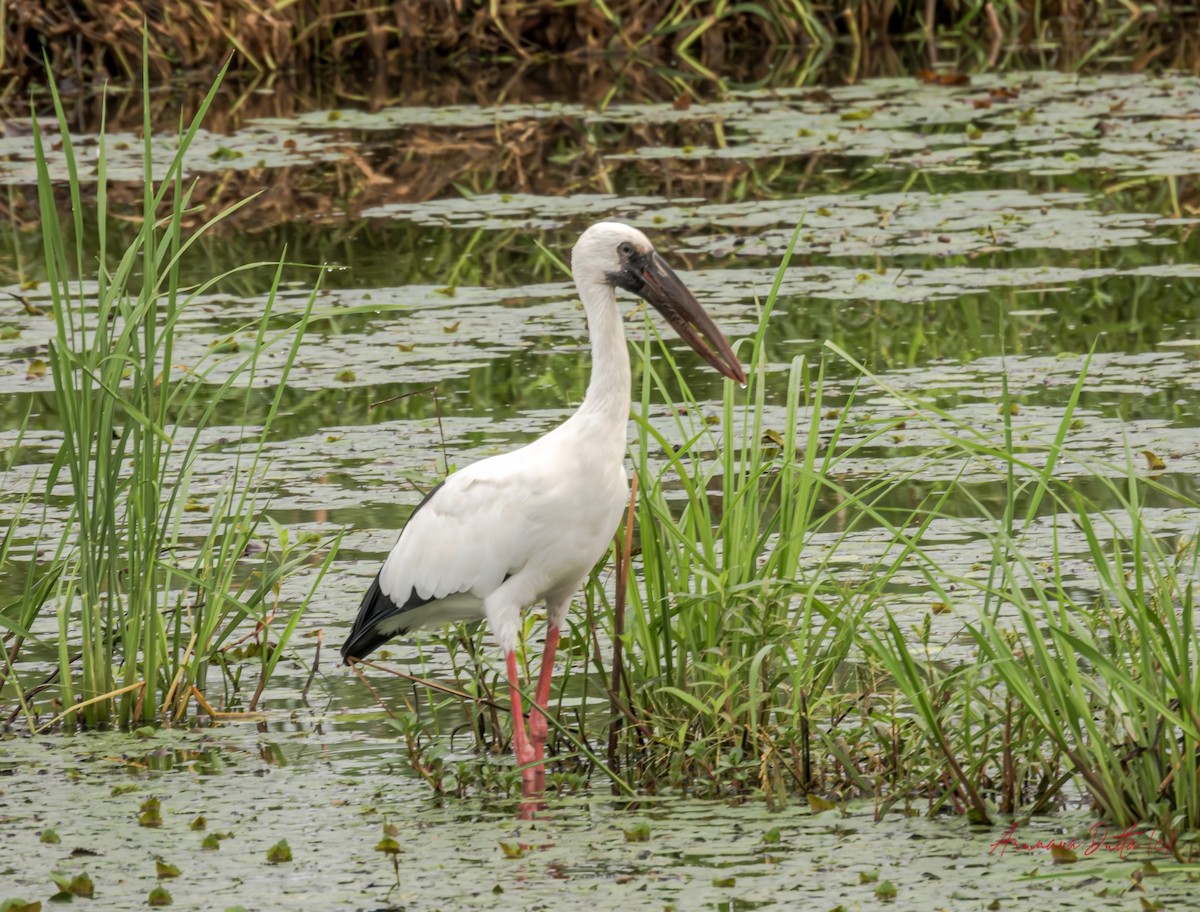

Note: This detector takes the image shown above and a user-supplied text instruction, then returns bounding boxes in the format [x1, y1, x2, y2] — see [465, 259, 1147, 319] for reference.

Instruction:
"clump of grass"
[968, 496, 1199, 837]
[2, 50, 340, 729]
[850, 346, 1200, 840]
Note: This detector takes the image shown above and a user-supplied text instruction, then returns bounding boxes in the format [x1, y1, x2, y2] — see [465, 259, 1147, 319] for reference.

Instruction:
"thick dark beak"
[638, 252, 746, 385]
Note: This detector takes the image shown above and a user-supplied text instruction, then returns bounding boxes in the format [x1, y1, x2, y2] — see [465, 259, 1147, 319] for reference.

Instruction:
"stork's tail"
[340, 575, 409, 666]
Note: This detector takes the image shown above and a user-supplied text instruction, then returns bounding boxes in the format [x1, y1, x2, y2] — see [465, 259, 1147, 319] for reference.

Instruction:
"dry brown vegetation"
[2, 4, 1198, 245]
[0, 54, 840, 235]
[0, 114, 768, 241]
[4, 0, 1198, 85]
[5, 37, 1200, 246]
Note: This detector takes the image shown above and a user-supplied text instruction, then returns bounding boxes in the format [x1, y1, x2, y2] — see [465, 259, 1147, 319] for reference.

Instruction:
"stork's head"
[572, 222, 746, 385]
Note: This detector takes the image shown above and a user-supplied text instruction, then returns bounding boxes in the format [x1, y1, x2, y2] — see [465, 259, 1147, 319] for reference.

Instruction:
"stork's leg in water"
[506, 650, 539, 795]
[527, 624, 561, 792]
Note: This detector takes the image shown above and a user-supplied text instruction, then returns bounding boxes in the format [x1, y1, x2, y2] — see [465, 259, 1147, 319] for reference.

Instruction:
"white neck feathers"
[577, 276, 631, 421]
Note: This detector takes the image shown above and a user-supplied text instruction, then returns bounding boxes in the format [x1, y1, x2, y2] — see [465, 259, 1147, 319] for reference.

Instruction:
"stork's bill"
[608, 244, 746, 385]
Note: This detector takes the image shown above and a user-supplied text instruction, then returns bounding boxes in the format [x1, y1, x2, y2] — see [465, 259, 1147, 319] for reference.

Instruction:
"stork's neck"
[577, 277, 631, 422]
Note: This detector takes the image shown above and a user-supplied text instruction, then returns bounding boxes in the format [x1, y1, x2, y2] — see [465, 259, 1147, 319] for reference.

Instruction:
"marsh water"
[2, 53, 1199, 909]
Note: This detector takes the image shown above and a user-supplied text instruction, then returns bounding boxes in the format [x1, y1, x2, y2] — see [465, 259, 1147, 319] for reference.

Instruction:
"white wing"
[341, 420, 628, 664]
[380, 452, 547, 603]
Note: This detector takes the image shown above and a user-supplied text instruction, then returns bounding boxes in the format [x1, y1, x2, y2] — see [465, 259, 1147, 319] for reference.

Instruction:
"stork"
[341, 222, 745, 793]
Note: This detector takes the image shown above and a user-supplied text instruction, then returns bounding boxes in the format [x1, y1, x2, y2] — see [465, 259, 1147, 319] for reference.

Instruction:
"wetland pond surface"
[2, 61, 1199, 909]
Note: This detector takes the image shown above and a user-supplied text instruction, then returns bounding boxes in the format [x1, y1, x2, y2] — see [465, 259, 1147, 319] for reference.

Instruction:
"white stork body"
[373, 390, 631, 654]
[342, 222, 744, 793]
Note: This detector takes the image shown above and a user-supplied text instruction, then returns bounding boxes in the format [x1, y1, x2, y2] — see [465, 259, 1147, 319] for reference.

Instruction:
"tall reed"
[19, 51, 339, 728]
[848, 346, 1200, 837]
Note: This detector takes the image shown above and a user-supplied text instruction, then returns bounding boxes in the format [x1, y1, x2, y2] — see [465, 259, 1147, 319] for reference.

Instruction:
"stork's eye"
[617, 242, 635, 258]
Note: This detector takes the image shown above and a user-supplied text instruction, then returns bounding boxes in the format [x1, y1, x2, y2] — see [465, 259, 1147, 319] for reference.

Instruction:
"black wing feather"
[340, 575, 436, 665]
[340, 481, 445, 666]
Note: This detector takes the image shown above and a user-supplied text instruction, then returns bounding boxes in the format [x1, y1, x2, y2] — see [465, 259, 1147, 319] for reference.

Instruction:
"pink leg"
[506, 650, 535, 766]
[505, 650, 538, 794]
[528, 625, 561, 771]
